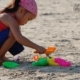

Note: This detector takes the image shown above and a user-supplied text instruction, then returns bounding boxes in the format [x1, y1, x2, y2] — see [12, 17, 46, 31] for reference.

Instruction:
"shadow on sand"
[15, 61, 80, 74]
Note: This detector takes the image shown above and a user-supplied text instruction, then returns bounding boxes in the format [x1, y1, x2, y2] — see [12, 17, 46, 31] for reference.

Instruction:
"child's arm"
[1, 13, 46, 54]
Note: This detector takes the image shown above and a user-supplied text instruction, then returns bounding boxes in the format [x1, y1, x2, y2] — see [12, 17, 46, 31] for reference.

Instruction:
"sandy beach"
[0, 0, 80, 80]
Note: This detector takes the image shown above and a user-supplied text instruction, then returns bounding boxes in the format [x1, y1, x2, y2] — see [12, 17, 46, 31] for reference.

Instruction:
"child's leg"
[9, 42, 24, 56]
[0, 31, 15, 59]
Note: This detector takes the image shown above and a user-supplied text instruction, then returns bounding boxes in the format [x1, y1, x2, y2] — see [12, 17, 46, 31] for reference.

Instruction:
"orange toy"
[33, 55, 39, 61]
[33, 46, 56, 61]
[45, 46, 56, 55]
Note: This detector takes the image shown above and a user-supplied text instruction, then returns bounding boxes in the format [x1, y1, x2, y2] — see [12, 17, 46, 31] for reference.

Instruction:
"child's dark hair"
[0, 0, 20, 13]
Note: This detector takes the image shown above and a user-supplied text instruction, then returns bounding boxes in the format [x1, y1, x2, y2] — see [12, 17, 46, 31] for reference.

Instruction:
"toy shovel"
[34, 46, 56, 61]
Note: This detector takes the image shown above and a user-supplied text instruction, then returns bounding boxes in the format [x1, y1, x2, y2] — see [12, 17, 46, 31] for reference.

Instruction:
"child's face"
[19, 12, 36, 25]
[16, 7, 36, 25]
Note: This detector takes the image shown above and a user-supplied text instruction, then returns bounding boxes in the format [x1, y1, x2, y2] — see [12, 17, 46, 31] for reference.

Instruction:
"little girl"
[0, 0, 46, 62]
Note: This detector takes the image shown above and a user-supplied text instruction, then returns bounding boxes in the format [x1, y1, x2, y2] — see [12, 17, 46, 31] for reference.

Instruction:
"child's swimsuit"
[0, 21, 8, 31]
[0, 13, 15, 31]
[0, 14, 24, 56]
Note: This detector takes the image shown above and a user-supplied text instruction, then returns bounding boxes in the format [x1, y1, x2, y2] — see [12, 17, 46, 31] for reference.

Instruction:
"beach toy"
[33, 46, 56, 61]
[32, 57, 71, 67]
[33, 55, 40, 61]
[45, 46, 56, 55]
[32, 57, 48, 66]
[2, 61, 19, 69]
[47, 57, 59, 66]
[32, 57, 59, 66]
[54, 58, 71, 67]
[32, 46, 71, 67]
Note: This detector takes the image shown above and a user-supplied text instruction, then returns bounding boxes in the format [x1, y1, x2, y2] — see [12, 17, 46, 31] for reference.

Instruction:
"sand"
[0, 0, 80, 80]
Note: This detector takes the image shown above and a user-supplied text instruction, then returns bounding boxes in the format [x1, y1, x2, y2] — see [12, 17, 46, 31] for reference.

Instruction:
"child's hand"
[34, 46, 46, 54]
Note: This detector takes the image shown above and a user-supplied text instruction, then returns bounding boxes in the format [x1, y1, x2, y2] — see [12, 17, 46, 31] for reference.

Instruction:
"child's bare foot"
[3, 56, 9, 61]
[0, 59, 4, 65]
[0, 56, 9, 65]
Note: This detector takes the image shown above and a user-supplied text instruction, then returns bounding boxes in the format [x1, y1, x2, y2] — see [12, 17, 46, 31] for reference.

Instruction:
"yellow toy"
[47, 57, 59, 66]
